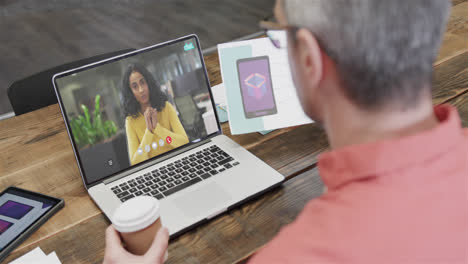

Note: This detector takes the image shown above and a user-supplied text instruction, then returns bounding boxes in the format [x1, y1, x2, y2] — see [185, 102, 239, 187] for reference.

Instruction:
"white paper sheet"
[9, 247, 61, 264]
[44, 251, 61, 264]
[218, 33, 313, 134]
[211, 83, 227, 107]
[9, 247, 46, 264]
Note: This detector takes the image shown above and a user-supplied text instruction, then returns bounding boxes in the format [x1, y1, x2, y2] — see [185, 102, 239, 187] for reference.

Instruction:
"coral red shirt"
[249, 105, 468, 264]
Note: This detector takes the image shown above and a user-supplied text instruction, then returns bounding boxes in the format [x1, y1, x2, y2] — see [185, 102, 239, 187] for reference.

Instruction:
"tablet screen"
[0, 188, 60, 251]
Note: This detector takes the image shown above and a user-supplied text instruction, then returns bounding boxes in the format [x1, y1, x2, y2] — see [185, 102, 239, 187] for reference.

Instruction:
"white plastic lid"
[112, 196, 160, 233]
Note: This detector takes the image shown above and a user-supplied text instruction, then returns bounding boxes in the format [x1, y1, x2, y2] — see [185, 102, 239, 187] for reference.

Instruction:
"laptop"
[52, 35, 285, 237]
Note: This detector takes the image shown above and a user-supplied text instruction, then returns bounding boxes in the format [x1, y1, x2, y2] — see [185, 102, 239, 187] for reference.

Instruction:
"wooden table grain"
[1, 1, 467, 263]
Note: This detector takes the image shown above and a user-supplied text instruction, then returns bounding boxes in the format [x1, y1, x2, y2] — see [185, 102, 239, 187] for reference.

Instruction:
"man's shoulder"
[463, 128, 468, 152]
[463, 128, 468, 145]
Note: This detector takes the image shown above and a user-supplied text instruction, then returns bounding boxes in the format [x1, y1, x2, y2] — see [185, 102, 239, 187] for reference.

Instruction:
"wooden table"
[1, 2, 467, 263]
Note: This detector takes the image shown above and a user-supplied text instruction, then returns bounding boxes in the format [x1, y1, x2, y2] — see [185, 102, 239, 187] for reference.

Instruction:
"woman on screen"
[122, 63, 189, 165]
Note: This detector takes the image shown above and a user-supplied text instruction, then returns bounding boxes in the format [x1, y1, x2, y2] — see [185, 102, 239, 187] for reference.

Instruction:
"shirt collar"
[318, 105, 464, 189]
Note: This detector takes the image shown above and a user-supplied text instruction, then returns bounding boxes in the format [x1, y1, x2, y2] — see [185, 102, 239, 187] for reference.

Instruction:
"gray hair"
[284, 0, 451, 110]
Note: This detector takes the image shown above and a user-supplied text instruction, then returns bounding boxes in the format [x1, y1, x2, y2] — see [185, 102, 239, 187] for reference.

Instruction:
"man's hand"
[103, 225, 169, 264]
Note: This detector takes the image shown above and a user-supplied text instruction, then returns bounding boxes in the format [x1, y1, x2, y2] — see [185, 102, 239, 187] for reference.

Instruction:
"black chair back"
[7, 49, 135, 115]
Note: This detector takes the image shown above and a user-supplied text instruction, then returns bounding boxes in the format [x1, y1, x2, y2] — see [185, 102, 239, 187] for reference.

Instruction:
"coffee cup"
[112, 196, 166, 257]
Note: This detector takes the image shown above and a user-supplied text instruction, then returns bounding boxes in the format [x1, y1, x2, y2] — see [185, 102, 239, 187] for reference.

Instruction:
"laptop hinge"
[102, 138, 213, 185]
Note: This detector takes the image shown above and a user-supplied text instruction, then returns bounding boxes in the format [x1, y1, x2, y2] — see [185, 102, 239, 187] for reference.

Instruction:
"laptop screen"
[54, 36, 219, 185]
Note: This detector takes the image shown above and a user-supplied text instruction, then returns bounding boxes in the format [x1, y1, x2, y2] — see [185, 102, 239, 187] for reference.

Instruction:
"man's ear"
[295, 28, 324, 88]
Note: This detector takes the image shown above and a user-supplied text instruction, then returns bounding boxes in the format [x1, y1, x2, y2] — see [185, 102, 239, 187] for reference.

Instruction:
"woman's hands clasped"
[144, 107, 159, 132]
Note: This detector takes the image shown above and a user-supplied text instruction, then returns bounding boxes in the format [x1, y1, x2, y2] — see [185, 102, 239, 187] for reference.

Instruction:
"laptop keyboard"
[110, 145, 240, 202]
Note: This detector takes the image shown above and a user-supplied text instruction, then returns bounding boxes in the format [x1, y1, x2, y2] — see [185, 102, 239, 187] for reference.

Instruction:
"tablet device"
[0, 187, 64, 262]
[236, 56, 277, 119]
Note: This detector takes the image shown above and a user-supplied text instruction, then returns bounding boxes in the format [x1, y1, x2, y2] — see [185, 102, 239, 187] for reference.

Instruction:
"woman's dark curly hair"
[122, 63, 168, 118]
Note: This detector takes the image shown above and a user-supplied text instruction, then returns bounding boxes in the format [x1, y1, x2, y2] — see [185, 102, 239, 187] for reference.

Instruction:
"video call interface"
[55, 37, 217, 184]
[0, 189, 58, 251]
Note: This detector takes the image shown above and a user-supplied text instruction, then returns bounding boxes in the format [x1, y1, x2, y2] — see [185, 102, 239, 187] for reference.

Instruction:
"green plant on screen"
[70, 95, 117, 148]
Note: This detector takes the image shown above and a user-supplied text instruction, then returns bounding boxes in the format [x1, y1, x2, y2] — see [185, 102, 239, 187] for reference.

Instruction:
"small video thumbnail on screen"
[56, 40, 217, 183]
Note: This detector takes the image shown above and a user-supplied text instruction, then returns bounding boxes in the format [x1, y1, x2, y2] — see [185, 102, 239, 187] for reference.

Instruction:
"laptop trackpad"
[174, 182, 231, 219]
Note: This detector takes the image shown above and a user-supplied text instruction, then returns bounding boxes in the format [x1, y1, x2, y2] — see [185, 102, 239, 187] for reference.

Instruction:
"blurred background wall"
[0, 0, 275, 117]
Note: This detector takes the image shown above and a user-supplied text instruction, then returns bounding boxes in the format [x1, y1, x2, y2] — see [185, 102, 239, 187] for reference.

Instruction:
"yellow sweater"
[125, 102, 189, 165]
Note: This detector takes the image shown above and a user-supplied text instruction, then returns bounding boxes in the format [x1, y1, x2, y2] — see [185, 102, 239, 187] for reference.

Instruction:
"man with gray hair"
[247, 0, 468, 263]
[103, 0, 467, 263]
